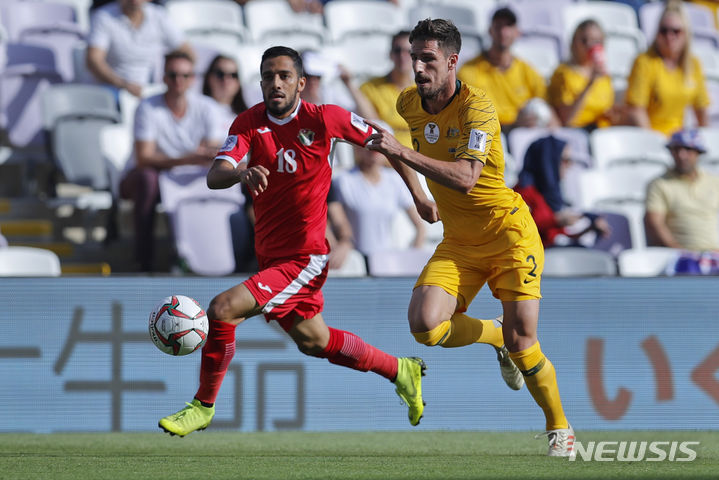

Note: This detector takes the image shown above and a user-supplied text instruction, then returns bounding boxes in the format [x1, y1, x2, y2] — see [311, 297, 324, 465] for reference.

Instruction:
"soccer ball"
[149, 295, 209, 356]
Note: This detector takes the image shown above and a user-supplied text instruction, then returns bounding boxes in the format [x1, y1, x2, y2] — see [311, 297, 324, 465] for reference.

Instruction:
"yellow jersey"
[396, 81, 526, 246]
[625, 51, 710, 136]
[457, 53, 546, 126]
[548, 63, 614, 128]
[360, 76, 412, 148]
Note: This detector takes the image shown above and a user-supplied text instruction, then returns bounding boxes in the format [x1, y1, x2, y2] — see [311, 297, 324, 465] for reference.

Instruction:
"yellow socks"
[509, 342, 568, 430]
[412, 313, 504, 348]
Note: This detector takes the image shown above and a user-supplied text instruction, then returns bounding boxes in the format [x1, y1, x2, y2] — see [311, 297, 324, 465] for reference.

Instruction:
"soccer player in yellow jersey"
[366, 19, 575, 457]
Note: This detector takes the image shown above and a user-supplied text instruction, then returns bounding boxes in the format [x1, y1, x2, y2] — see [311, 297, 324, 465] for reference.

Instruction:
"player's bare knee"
[207, 295, 233, 322]
[295, 339, 324, 357]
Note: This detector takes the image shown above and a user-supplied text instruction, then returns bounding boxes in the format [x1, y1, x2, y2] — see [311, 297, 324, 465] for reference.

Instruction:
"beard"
[416, 81, 442, 101]
[264, 89, 299, 117]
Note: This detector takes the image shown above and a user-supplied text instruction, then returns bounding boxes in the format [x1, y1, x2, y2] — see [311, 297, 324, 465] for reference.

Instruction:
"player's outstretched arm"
[207, 158, 270, 195]
[364, 120, 483, 195]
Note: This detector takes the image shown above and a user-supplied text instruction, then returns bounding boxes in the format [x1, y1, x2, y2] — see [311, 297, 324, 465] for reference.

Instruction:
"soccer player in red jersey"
[158, 46, 428, 436]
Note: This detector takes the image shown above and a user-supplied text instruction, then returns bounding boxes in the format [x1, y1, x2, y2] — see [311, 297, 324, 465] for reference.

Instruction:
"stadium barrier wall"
[2, 277, 718, 433]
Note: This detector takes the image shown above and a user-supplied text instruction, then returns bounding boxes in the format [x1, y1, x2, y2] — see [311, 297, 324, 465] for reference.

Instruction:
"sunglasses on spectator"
[212, 70, 239, 80]
[659, 26, 683, 36]
[166, 71, 194, 80]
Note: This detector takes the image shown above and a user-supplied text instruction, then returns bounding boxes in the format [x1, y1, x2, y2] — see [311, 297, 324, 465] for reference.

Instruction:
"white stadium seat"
[617, 247, 682, 277]
[0, 246, 61, 276]
[543, 247, 617, 277]
[589, 127, 672, 170]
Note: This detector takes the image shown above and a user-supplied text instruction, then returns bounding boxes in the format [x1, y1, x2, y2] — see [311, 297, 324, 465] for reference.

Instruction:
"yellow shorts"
[415, 204, 543, 309]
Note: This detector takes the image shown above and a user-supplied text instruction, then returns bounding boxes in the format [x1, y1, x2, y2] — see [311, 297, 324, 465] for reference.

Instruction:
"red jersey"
[215, 100, 373, 258]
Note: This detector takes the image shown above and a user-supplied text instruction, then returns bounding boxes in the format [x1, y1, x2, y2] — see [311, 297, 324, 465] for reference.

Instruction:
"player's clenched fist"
[240, 165, 270, 196]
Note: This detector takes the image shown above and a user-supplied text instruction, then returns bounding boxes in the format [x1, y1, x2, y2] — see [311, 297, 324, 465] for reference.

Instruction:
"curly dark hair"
[409, 18, 462, 56]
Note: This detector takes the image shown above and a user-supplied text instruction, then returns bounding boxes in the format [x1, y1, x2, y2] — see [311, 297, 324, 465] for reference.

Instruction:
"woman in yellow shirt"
[625, 0, 710, 136]
[548, 19, 615, 129]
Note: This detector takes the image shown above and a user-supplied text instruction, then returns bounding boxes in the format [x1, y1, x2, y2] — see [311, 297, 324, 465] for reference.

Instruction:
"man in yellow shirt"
[457, 7, 551, 130]
[645, 129, 719, 250]
[366, 18, 574, 457]
[360, 31, 414, 148]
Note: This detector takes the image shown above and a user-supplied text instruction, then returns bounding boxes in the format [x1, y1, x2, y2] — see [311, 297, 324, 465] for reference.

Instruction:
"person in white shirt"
[86, 0, 192, 97]
[120, 50, 223, 271]
[333, 144, 426, 257]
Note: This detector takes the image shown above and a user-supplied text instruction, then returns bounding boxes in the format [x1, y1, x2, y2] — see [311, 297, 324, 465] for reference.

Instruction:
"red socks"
[320, 327, 398, 381]
[196, 322, 398, 405]
[195, 319, 237, 404]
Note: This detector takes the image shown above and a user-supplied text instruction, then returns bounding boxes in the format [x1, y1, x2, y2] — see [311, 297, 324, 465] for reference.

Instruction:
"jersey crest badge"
[219, 135, 237, 152]
[446, 127, 460, 138]
[298, 129, 315, 146]
[350, 112, 369, 133]
[468, 128, 488, 153]
[424, 122, 440, 144]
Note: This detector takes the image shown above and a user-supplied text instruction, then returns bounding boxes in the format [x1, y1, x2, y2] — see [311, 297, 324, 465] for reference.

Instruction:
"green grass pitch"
[1, 431, 717, 480]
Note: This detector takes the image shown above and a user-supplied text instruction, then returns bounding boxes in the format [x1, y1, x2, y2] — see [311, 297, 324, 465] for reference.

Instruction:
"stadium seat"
[617, 247, 682, 277]
[693, 42, 719, 82]
[166, 0, 247, 51]
[0, 246, 61, 276]
[244, 0, 326, 50]
[0, 1, 84, 82]
[605, 34, 641, 92]
[591, 202, 648, 250]
[592, 210, 634, 256]
[707, 78, 719, 126]
[507, 127, 591, 173]
[323, 0, 405, 43]
[367, 248, 433, 277]
[158, 166, 245, 276]
[37, 0, 92, 34]
[575, 164, 665, 210]
[99, 123, 132, 199]
[699, 126, 719, 164]
[543, 247, 617, 277]
[322, 37, 394, 80]
[0, 1, 83, 42]
[511, 35, 561, 81]
[328, 248, 368, 277]
[173, 197, 241, 276]
[511, 0, 566, 51]
[589, 126, 672, 170]
[0, 43, 63, 150]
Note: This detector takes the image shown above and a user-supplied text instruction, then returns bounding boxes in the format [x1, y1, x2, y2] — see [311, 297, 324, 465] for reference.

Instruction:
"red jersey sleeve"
[214, 109, 254, 167]
[320, 104, 374, 146]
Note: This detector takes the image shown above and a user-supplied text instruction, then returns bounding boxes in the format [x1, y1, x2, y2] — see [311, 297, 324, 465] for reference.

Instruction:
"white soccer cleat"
[536, 424, 576, 457]
[492, 316, 524, 391]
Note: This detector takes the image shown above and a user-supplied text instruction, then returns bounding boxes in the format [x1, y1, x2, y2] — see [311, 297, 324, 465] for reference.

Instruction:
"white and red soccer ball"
[149, 295, 209, 356]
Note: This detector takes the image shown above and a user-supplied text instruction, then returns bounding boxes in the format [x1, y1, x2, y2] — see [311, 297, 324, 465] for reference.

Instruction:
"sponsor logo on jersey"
[257, 282, 273, 294]
[350, 112, 369, 133]
[257, 127, 271, 134]
[219, 135, 237, 152]
[468, 128, 487, 153]
[298, 129, 315, 146]
[446, 127, 460, 138]
[424, 122, 440, 144]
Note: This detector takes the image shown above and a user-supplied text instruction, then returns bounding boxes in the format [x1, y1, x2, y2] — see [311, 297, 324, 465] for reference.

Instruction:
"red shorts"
[243, 253, 330, 332]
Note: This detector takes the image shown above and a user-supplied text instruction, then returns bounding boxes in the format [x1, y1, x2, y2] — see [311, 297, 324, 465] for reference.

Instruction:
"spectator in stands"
[458, 6, 556, 132]
[548, 19, 617, 130]
[359, 31, 414, 148]
[120, 50, 224, 272]
[299, 50, 375, 119]
[202, 54, 247, 131]
[326, 184, 356, 269]
[287, 0, 398, 14]
[514, 136, 611, 247]
[333, 143, 426, 258]
[625, 0, 710, 136]
[645, 129, 719, 251]
[87, 0, 193, 97]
